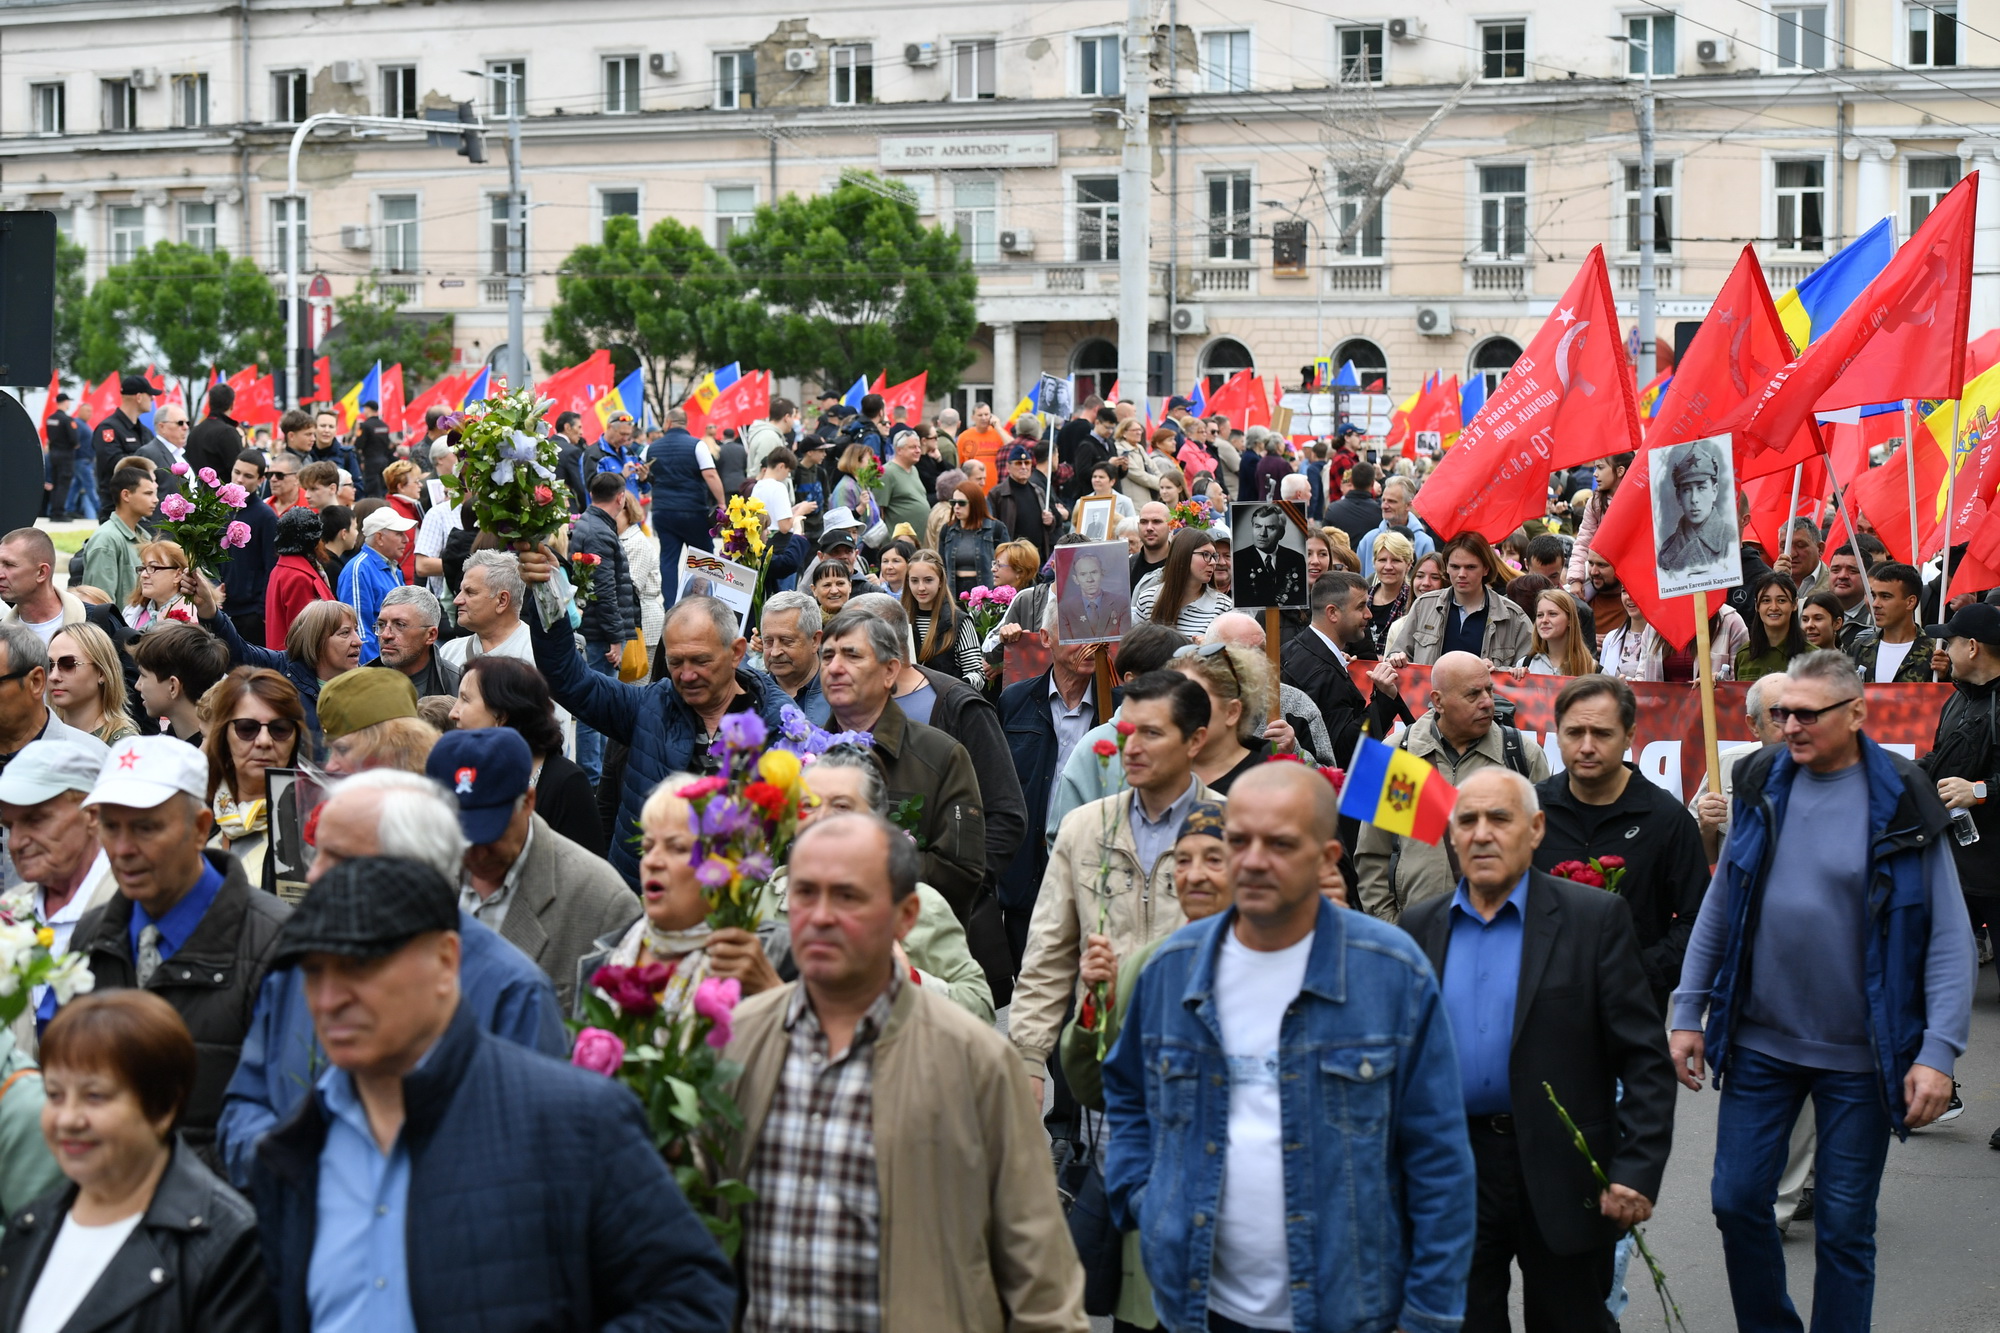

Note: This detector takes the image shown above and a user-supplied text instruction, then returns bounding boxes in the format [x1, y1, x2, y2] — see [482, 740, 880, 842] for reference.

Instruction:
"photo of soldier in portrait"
[1054, 541, 1131, 644]
[1232, 501, 1309, 609]
[1651, 435, 1742, 597]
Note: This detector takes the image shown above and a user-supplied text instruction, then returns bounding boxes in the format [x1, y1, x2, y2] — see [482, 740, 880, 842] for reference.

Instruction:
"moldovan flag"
[593, 368, 644, 432]
[1413, 247, 1641, 541]
[1845, 365, 2000, 569]
[335, 363, 380, 433]
[1339, 735, 1456, 845]
[1723, 174, 1976, 465]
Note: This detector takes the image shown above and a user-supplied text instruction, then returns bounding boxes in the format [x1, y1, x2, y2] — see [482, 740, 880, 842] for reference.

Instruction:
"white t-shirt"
[1873, 637, 1916, 683]
[20, 610, 64, 645]
[694, 441, 716, 471]
[1209, 926, 1315, 1330]
[414, 496, 463, 600]
[20, 1211, 145, 1333]
[750, 477, 796, 532]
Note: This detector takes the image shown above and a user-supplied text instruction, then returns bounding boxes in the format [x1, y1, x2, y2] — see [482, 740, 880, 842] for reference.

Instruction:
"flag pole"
[1942, 396, 1963, 606]
[1786, 464, 1803, 554]
[1264, 608, 1284, 722]
[1821, 444, 1875, 578]
[1692, 589, 1722, 795]
[1904, 399, 1921, 563]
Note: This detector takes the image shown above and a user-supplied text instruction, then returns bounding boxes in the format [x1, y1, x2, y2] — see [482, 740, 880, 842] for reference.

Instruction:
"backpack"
[1384, 720, 1531, 898]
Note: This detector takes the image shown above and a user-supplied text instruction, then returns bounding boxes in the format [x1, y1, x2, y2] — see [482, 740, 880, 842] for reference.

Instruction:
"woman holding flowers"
[937, 480, 1007, 595]
[902, 551, 984, 686]
[123, 540, 194, 630]
[47, 623, 139, 745]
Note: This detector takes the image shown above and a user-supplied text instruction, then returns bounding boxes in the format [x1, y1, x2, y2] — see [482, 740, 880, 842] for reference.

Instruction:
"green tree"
[725, 177, 977, 398]
[52, 234, 87, 377]
[77, 242, 284, 404]
[542, 215, 738, 419]
[324, 279, 456, 386]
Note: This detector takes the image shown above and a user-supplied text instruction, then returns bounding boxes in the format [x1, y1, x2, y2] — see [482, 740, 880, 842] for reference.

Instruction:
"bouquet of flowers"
[0, 887, 94, 1027]
[1549, 856, 1627, 893]
[569, 551, 602, 606]
[441, 385, 574, 628]
[852, 452, 885, 494]
[1077, 719, 1139, 1059]
[1168, 496, 1218, 533]
[156, 463, 253, 577]
[959, 584, 1017, 641]
[712, 495, 772, 630]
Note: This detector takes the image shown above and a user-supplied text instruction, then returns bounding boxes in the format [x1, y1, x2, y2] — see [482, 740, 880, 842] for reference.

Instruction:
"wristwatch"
[1974, 781, 1988, 804]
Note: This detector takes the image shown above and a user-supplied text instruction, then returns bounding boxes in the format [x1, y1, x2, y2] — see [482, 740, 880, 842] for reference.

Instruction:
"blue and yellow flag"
[458, 365, 491, 407]
[593, 367, 644, 432]
[1338, 735, 1458, 844]
[1773, 217, 1895, 352]
[689, 362, 741, 414]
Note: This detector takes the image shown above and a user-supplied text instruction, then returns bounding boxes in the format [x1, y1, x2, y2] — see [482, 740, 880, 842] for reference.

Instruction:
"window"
[1205, 30, 1250, 92]
[273, 69, 307, 123]
[270, 197, 308, 270]
[1337, 26, 1384, 83]
[715, 51, 755, 109]
[1077, 177, 1120, 262]
[1334, 169, 1385, 258]
[179, 201, 217, 253]
[108, 206, 145, 264]
[831, 45, 874, 105]
[488, 195, 514, 273]
[379, 195, 418, 272]
[381, 65, 418, 119]
[1070, 338, 1119, 403]
[1626, 14, 1675, 75]
[950, 177, 998, 264]
[487, 59, 524, 118]
[1206, 172, 1251, 261]
[1908, 156, 1961, 233]
[953, 40, 996, 100]
[1775, 6, 1828, 69]
[600, 188, 639, 238]
[1910, 3, 1958, 66]
[1774, 160, 1825, 252]
[1478, 164, 1528, 258]
[1334, 339, 1388, 392]
[1078, 35, 1121, 96]
[173, 73, 208, 128]
[1471, 336, 1523, 396]
[1623, 160, 1674, 253]
[31, 83, 64, 135]
[603, 56, 640, 114]
[1481, 23, 1526, 79]
[101, 78, 136, 132]
[714, 186, 755, 246]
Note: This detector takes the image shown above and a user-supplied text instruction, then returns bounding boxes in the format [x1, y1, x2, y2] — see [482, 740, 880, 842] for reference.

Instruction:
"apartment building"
[1, 0, 1996, 411]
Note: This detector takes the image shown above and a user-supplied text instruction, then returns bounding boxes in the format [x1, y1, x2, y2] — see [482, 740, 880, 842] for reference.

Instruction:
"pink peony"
[157, 494, 194, 522]
[991, 585, 1017, 604]
[570, 1027, 626, 1075]
[217, 483, 249, 508]
[222, 520, 252, 549]
[197, 467, 219, 486]
[694, 976, 742, 1047]
[170, 461, 190, 477]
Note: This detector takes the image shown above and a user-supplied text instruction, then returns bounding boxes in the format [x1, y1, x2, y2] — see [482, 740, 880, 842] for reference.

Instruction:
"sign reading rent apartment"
[879, 133, 1058, 169]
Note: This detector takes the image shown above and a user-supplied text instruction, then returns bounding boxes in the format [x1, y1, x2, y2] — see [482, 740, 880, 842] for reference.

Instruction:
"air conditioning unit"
[905, 42, 940, 67]
[1415, 304, 1453, 336]
[129, 68, 161, 90]
[1386, 18, 1425, 43]
[331, 60, 366, 85]
[998, 228, 1034, 255]
[1171, 304, 1208, 336]
[1695, 37, 1734, 65]
[648, 51, 679, 77]
[339, 225, 373, 250]
[783, 49, 819, 73]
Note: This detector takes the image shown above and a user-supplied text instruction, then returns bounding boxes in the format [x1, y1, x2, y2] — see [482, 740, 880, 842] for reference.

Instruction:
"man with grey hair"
[1357, 473, 1434, 578]
[414, 438, 463, 599]
[1694, 672, 1791, 860]
[759, 590, 828, 725]
[0, 622, 105, 889]
[440, 550, 531, 672]
[365, 584, 461, 700]
[216, 768, 566, 1188]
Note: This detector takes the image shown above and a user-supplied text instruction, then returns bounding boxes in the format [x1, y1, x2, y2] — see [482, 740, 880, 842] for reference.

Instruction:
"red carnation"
[1093, 738, 1118, 759]
[743, 781, 789, 813]
[1570, 867, 1608, 888]
[1597, 855, 1626, 871]
[1115, 720, 1136, 737]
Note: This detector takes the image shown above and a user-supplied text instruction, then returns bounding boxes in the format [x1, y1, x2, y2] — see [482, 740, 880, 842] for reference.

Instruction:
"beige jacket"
[1355, 712, 1550, 921]
[1010, 778, 1222, 1072]
[1382, 585, 1536, 667]
[724, 980, 1088, 1333]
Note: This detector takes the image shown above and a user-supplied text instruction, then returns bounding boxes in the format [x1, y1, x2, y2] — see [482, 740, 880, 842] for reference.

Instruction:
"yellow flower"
[35, 927, 53, 949]
[758, 749, 802, 792]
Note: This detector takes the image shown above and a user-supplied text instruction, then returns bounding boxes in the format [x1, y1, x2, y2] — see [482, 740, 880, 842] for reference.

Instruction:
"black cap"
[120, 373, 153, 396]
[1925, 601, 2000, 645]
[271, 857, 459, 967]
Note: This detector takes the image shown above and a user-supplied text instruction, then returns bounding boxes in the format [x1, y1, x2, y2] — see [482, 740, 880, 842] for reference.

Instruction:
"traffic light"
[424, 101, 484, 163]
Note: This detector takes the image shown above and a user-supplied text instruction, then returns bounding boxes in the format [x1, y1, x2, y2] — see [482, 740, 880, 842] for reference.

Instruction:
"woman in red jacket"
[265, 504, 334, 650]
[383, 459, 425, 585]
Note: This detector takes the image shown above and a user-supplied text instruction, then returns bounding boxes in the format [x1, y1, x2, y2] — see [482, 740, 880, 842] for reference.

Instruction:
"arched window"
[1470, 336, 1523, 397]
[1333, 338, 1388, 393]
[1068, 337, 1119, 403]
[1197, 337, 1254, 393]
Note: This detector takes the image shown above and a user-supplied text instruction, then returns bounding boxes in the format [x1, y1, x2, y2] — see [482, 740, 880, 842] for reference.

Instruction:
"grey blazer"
[497, 813, 642, 1012]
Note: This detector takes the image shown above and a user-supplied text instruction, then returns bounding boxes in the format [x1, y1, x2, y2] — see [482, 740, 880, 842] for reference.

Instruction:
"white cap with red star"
[84, 736, 209, 810]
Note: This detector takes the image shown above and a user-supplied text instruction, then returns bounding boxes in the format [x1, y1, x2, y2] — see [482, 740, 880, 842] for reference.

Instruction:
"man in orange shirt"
[956, 400, 1010, 491]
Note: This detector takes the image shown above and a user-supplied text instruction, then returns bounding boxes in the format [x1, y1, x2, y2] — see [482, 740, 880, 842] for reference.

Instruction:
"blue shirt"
[129, 857, 225, 962]
[1443, 872, 1528, 1116]
[339, 546, 404, 661]
[308, 1064, 417, 1333]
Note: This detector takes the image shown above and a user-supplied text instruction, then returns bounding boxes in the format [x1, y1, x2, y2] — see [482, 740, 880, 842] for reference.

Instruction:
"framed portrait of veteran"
[1231, 500, 1311, 610]
[1650, 434, 1742, 598]
[1052, 540, 1131, 644]
[1073, 494, 1119, 543]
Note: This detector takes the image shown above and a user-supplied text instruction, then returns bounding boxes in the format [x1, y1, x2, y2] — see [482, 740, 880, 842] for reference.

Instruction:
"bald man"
[1355, 651, 1549, 921]
[1402, 769, 1674, 1331]
[1104, 762, 1476, 1333]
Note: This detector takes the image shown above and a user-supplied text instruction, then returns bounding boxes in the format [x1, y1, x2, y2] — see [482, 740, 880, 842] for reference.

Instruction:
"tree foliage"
[52, 234, 87, 376]
[77, 243, 284, 403]
[325, 279, 455, 385]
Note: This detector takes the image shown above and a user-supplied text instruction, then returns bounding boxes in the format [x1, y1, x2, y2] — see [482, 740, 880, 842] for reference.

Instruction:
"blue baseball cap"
[425, 727, 535, 845]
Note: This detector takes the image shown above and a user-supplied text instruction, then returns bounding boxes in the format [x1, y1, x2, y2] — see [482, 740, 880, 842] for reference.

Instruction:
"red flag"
[143, 364, 166, 393]
[37, 371, 59, 445]
[1207, 369, 1259, 432]
[1828, 439, 1946, 565]
[703, 370, 770, 437]
[1415, 374, 1463, 441]
[1970, 329, 2000, 380]
[1414, 247, 1642, 541]
[1245, 376, 1271, 431]
[1724, 173, 1976, 464]
[234, 374, 279, 428]
[1741, 455, 1827, 556]
[880, 373, 928, 425]
[402, 372, 473, 434]
[1820, 410, 1904, 486]
[868, 371, 887, 395]
[312, 356, 332, 404]
[83, 375, 121, 425]
[538, 351, 615, 443]
[380, 364, 406, 434]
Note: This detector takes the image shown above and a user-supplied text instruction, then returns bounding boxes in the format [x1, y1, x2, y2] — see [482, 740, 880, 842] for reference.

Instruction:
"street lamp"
[1610, 31, 1658, 382]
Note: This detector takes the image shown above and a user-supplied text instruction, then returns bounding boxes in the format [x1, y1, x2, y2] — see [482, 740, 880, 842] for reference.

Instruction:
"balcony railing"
[1614, 263, 1677, 294]
[1466, 262, 1528, 294]
[1765, 260, 1821, 289]
[1325, 265, 1384, 293]
[1192, 266, 1252, 293]
[378, 278, 419, 304]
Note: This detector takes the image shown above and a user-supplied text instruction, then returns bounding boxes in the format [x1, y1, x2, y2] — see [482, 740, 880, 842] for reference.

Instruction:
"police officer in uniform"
[93, 373, 154, 517]
[43, 392, 78, 520]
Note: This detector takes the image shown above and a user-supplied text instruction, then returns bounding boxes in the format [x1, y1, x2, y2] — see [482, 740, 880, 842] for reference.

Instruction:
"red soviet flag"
[1413, 247, 1641, 541]
[880, 372, 928, 425]
[1725, 173, 1976, 463]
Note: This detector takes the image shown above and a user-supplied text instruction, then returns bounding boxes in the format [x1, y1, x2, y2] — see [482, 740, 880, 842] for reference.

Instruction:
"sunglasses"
[49, 655, 89, 675]
[950, 499, 969, 509]
[1173, 641, 1243, 696]
[229, 718, 299, 743]
[1768, 697, 1860, 727]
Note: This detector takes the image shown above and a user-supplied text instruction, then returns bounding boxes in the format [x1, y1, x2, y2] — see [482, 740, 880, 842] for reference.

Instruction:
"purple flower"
[694, 858, 734, 890]
[217, 483, 249, 508]
[197, 467, 219, 486]
[222, 521, 252, 549]
[694, 976, 742, 1047]
[157, 494, 194, 522]
[698, 800, 751, 838]
[718, 712, 767, 751]
[738, 852, 774, 882]
[570, 1027, 625, 1075]
[169, 461, 190, 477]
[779, 705, 813, 743]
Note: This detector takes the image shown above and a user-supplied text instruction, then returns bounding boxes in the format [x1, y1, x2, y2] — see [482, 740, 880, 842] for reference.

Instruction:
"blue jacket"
[526, 609, 792, 887]
[996, 670, 1061, 915]
[216, 910, 567, 1189]
[337, 545, 403, 661]
[1699, 736, 1954, 1136]
[251, 998, 736, 1333]
[1103, 899, 1475, 1333]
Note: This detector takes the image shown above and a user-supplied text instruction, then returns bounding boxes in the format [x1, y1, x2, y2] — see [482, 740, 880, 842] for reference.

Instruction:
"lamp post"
[464, 68, 527, 394]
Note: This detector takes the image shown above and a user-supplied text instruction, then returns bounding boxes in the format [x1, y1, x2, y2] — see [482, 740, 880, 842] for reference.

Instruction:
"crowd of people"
[0, 368, 1988, 1331]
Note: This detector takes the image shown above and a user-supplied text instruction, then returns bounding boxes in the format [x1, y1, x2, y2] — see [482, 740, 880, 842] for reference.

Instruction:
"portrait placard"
[1052, 540, 1131, 644]
[1230, 500, 1310, 610]
[1649, 433, 1742, 598]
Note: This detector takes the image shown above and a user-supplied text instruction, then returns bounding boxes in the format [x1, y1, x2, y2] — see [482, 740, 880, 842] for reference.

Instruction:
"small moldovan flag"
[1338, 735, 1457, 845]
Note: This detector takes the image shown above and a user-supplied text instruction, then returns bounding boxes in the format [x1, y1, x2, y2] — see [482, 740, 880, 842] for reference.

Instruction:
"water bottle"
[1951, 807, 1981, 847]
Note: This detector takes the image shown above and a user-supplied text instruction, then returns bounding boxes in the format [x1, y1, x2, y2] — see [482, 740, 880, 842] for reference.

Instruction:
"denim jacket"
[1102, 898, 1475, 1333]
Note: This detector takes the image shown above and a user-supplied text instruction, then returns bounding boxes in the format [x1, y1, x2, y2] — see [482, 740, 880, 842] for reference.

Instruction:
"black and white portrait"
[1053, 540, 1131, 644]
[1650, 435, 1742, 598]
[1231, 501, 1309, 609]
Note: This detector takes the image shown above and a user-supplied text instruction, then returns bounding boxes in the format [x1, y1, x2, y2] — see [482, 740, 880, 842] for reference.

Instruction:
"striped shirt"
[1132, 569, 1235, 641]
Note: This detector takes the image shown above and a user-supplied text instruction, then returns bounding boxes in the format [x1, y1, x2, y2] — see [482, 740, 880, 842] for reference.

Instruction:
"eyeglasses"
[141, 563, 182, 575]
[229, 718, 299, 743]
[48, 655, 87, 675]
[1190, 548, 1217, 562]
[1173, 641, 1243, 697]
[1768, 697, 1860, 727]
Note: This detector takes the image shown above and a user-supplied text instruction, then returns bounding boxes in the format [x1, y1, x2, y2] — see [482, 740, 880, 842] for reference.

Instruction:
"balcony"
[1325, 264, 1384, 293]
[1044, 266, 1085, 291]
[1465, 261, 1528, 294]
[1614, 263, 1678, 294]
[1765, 259, 1822, 289]
[1191, 265, 1253, 294]
[378, 278, 419, 304]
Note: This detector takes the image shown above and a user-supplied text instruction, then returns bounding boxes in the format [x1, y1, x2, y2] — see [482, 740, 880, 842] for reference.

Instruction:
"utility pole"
[1117, 0, 1151, 410]
[503, 71, 526, 394]
[1615, 32, 1658, 383]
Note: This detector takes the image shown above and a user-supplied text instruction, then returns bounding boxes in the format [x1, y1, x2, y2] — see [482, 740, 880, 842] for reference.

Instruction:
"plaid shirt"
[742, 972, 903, 1333]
